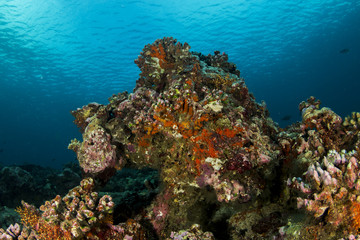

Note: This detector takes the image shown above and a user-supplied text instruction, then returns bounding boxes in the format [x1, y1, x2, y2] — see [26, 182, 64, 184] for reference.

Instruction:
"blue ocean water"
[0, 0, 359, 169]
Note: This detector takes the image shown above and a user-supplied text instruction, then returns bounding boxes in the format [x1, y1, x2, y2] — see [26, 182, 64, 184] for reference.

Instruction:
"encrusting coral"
[2, 37, 360, 239]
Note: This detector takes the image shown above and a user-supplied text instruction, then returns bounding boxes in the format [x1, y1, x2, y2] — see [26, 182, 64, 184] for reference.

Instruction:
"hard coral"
[0, 223, 38, 240]
[13, 178, 114, 239]
[3, 177, 150, 240]
[289, 149, 360, 234]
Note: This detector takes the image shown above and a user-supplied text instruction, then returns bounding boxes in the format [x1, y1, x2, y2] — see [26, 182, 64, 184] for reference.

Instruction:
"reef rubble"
[2, 37, 360, 239]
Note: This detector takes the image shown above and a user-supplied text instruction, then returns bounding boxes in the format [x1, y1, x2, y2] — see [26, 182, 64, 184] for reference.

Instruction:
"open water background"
[0, 0, 359, 168]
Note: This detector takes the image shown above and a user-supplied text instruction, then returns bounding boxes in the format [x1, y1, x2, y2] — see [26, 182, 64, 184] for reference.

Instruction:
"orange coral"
[153, 97, 207, 138]
[139, 91, 245, 174]
[191, 129, 218, 173]
[16, 204, 71, 240]
[137, 96, 213, 173]
[350, 201, 360, 233]
[15, 198, 114, 240]
[190, 126, 244, 173]
[15, 204, 40, 229]
[37, 220, 71, 240]
[150, 43, 167, 68]
[216, 127, 243, 139]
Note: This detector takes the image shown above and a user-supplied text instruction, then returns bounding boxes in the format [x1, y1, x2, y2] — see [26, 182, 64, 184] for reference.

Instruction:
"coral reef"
[3, 38, 360, 239]
[67, 36, 280, 238]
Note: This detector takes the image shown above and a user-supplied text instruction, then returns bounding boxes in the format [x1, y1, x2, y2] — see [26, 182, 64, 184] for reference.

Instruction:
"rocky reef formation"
[0, 164, 81, 209]
[2, 37, 360, 239]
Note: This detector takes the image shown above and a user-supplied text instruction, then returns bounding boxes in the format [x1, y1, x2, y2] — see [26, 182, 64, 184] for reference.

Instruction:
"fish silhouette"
[281, 115, 292, 121]
[339, 48, 349, 54]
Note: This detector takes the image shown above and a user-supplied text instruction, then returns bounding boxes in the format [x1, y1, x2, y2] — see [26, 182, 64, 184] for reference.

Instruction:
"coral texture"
[289, 150, 360, 234]
[0, 223, 38, 240]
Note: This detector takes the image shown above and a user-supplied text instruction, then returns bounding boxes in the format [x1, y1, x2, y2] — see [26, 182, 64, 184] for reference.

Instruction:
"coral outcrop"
[68, 37, 280, 238]
[2, 37, 360, 239]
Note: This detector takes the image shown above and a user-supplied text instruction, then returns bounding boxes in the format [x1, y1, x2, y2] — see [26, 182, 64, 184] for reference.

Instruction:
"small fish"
[0, 149, 3, 153]
[339, 48, 349, 54]
[281, 115, 292, 121]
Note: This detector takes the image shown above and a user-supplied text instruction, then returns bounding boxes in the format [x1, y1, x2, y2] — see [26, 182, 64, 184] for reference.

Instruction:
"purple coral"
[148, 190, 172, 234]
[290, 149, 360, 230]
[69, 125, 124, 181]
[196, 163, 250, 203]
[0, 223, 38, 240]
[81, 127, 118, 173]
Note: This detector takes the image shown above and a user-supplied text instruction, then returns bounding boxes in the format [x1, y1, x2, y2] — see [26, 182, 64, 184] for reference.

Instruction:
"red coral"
[350, 201, 360, 232]
[150, 43, 167, 68]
